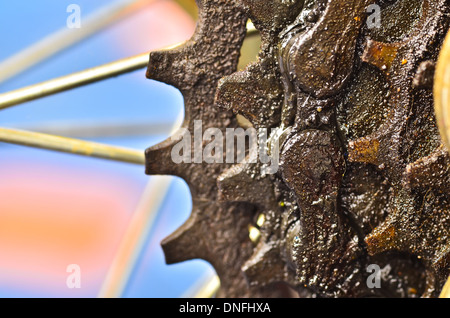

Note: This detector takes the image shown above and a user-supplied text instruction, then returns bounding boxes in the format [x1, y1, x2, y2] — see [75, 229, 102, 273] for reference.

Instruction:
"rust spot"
[348, 136, 380, 165]
[362, 39, 399, 71]
[365, 225, 397, 255]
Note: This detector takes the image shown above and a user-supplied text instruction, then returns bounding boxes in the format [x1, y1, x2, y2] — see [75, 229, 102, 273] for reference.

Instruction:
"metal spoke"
[194, 275, 220, 298]
[0, 51, 152, 110]
[99, 176, 173, 298]
[0, 0, 158, 84]
[7, 120, 174, 138]
[0, 127, 145, 165]
[183, 273, 220, 298]
[99, 111, 183, 298]
[0, 21, 257, 111]
[0, 0, 257, 299]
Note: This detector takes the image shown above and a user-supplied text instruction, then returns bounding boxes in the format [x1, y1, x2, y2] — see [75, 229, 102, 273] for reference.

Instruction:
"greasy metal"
[148, 0, 450, 297]
[145, 0, 283, 298]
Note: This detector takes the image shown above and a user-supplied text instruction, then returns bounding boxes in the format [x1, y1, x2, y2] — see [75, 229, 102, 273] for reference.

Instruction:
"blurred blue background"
[0, 0, 214, 298]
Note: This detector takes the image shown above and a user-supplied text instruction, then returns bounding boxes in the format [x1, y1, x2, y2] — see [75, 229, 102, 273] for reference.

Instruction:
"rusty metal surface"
[146, 0, 450, 297]
[145, 0, 284, 298]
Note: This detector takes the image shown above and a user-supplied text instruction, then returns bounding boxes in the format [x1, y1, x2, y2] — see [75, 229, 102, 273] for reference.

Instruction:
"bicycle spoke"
[11, 120, 174, 138]
[183, 274, 220, 298]
[194, 275, 220, 298]
[99, 111, 183, 297]
[0, 52, 151, 110]
[0, 21, 258, 111]
[0, 0, 255, 299]
[0, 0, 158, 84]
[0, 127, 145, 164]
[99, 176, 173, 298]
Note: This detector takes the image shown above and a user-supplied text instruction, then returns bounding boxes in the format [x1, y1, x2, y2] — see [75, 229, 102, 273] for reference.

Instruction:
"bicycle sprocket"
[145, 0, 450, 297]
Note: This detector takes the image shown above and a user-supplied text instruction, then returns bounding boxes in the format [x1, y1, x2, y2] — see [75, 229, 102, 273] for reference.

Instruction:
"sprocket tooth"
[362, 39, 400, 73]
[161, 212, 201, 264]
[242, 241, 290, 287]
[366, 187, 450, 283]
[146, 46, 192, 92]
[145, 129, 190, 177]
[215, 62, 283, 128]
[239, 0, 303, 34]
[217, 160, 275, 207]
[403, 145, 450, 192]
[217, 163, 257, 204]
[348, 135, 380, 165]
[144, 0, 282, 297]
